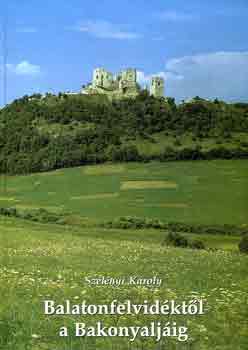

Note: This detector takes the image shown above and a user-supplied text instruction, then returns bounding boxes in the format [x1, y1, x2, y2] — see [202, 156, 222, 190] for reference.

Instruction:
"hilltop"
[0, 92, 248, 174]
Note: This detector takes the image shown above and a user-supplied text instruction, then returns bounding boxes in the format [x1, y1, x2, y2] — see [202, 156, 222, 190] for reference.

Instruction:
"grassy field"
[0, 216, 247, 350]
[0, 160, 247, 225]
[1, 160, 247, 349]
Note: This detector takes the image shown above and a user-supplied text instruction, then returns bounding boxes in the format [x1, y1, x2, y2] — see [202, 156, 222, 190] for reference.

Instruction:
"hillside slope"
[1, 93, 248, 174]
[0, 161, 247, 225]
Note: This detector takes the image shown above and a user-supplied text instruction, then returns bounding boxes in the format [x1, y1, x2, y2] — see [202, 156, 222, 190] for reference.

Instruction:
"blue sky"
[1, 0, 248, 104]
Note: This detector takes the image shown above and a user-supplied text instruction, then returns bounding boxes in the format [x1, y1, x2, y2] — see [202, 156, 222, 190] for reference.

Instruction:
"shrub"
[160, 146, 177, 161]
[0, 207, 17, 217]
[189, 239, 205, 250]
[239, 140, 248, 148]
[103, 216, 247, 235]
[238, 234, 248, 254]
[165, 232, 206, 250]
[166, 231, 189, 247]
[174, 138, 182, 147]
[108, 145, 140, 162]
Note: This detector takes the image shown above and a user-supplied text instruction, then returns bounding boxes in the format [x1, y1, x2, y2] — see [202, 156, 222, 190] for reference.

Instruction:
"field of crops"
[0, 160, 247, 225]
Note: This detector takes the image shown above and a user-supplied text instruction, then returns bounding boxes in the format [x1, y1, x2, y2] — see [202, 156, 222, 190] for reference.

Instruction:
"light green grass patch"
[0, 197, 20, 202]
[121, 180, 178, 190]
[84, 164, 125, 175]
[232, 178, 243, 182]
[38, 169, 64, 176]
[0, 187, 17, 193]
[1, 160, 248, 225]
[71, 193, 119, 200]
[14, 204, 64, 213]
[144, 202, 189, 208]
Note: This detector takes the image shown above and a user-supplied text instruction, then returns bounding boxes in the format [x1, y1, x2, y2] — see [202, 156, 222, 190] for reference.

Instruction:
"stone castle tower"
[118, 68, 137, 94]
[81, 67, 165, 99]
[92, 68, 114, 89]
[150, 77, 164, 98]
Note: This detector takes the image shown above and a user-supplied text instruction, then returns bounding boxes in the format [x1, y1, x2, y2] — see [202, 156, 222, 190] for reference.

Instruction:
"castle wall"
[82, 67, 164, 99]
[120, 68, 137, 84]
[93, 68, 113, 89]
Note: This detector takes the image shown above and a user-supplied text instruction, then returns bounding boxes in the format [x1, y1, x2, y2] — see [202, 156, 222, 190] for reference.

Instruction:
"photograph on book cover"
[0, 0, 247, 349]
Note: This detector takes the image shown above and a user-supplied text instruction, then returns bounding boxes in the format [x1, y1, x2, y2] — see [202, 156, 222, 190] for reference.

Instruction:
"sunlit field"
[0, 160, 247, 349]
[0, 217, 247, 350]
[0, 160, 248, 225]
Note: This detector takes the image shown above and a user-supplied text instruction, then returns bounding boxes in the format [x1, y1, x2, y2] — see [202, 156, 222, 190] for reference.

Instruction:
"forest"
[0, 91, 248, 174]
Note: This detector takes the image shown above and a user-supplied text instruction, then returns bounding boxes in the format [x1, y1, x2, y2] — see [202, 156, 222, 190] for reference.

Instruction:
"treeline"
[0, 92, 248, 174]
[103, 216, 247, 236]
[1, 138, 248, 175]
[112, 144, 248, 162]
[0, 208, 247, 236]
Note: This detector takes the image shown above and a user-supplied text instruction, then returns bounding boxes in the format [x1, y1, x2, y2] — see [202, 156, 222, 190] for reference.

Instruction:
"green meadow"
[0, 216, 247, 350]
[0, 160, 248, 349]
[0, 160, 247, 225]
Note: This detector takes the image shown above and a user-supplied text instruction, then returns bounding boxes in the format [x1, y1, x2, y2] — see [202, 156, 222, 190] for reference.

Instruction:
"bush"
[174, 138, 182, 147]
[108, 145, 140, 162]
[189, 239, 205, 250]
[239, 140, 248, 148]
[165, 232, 206, 250]
[103, 216, 165, 230]
[238, 234, 248, 254]
[103, 216, 247, 235]
[166, 231, 189, 247]
[160, 146, 177, 161]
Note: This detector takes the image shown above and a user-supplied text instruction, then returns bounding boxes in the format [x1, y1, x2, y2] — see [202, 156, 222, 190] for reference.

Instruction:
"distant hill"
[0, 91, 248, 174]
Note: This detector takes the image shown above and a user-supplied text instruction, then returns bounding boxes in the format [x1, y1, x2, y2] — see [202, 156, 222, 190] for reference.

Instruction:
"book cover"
[0, 1, 247, 349]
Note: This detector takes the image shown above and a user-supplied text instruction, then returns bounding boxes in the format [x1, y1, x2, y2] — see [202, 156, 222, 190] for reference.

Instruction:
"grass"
[1, 160, 247, 225]
[120, 181, 178, 190]
[0, 216, 247, 349]
[0, 160, 247, 349]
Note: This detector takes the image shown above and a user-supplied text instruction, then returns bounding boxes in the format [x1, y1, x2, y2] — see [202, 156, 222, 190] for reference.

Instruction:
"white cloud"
[138, 52, 248, 102]
[137, 70, 183, 86]
[7, 61, 41, 76]
[73, 20, 141, 40]
[136, 71, 150, 85]
[156, 10, 196, 21]
[164, 51, 248, 101]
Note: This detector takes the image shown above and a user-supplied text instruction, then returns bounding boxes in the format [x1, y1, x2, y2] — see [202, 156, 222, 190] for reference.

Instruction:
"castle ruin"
[81, 67, 164, 99]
